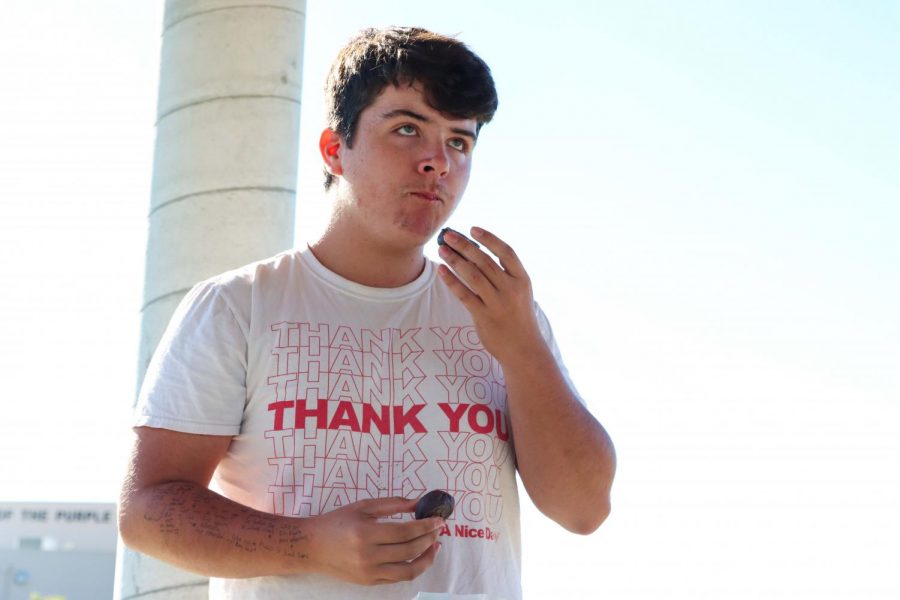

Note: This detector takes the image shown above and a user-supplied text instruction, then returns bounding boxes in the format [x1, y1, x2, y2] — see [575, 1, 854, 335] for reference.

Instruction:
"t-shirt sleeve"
[133, 279, 248, 436]
[534, 302, 587, 406]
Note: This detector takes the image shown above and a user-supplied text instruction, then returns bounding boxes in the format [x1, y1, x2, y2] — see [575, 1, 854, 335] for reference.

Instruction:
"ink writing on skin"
[143, 482, 309, 559]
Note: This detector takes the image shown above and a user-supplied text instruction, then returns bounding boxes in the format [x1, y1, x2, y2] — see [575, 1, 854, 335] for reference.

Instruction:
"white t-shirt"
[135, 247, 582, 600]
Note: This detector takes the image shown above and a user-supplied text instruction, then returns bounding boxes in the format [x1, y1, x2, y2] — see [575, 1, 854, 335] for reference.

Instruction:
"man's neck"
[308, 221, 428, 288]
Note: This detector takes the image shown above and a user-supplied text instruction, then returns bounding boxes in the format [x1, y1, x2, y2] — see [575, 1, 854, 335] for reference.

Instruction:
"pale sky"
[1, 1, 898, 597]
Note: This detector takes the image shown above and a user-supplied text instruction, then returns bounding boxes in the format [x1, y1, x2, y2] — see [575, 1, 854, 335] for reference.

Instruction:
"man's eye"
[397, 125, 417, 136]
[448, 138, 468, 152]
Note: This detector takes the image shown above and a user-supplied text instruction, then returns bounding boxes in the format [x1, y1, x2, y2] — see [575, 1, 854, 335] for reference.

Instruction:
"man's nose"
[417, 145, 450, 177]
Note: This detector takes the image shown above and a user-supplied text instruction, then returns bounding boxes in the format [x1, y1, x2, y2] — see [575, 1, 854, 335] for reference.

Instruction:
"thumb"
[359, 496, 417, 518]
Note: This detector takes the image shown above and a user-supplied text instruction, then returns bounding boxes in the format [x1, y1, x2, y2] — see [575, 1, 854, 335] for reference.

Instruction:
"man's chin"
[396, 217, 448, 245]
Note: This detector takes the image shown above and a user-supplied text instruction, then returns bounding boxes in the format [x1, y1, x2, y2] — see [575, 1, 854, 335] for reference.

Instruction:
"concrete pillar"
[115, 1, 306, 598]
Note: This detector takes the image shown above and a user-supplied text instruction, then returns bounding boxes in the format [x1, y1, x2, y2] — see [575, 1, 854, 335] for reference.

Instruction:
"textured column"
[115, 1, 306, 598]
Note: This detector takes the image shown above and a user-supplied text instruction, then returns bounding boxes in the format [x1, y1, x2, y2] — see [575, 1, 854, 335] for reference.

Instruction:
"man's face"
[327, 84, 478, 248]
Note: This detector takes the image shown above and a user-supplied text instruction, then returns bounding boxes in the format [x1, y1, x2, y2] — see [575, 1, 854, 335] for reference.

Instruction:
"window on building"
[19, 536, 42, 550]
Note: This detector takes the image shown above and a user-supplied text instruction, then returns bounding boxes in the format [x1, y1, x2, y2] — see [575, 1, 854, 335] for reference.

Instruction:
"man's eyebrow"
[381, 108, 478, 141]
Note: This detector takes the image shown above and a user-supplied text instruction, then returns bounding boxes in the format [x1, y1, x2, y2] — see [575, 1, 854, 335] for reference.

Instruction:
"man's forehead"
[369, 84, 478, 130]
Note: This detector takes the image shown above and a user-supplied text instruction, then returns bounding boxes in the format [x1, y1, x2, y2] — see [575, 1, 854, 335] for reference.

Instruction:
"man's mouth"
[410, 191, 443, 202]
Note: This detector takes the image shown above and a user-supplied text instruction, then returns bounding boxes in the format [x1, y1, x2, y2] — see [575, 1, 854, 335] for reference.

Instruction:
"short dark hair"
[323, 26, 499, 189]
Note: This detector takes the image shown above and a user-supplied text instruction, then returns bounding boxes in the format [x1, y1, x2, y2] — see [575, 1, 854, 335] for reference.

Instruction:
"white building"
[0, 502, 116, 600]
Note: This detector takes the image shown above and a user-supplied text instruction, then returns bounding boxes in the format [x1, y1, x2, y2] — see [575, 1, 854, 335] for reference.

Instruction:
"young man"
[119, 26, 616, 599]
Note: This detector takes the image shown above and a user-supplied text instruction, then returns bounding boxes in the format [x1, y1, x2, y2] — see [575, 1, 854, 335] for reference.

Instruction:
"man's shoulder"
[200, 247, 302, 292]
[181, 248, 303, 323]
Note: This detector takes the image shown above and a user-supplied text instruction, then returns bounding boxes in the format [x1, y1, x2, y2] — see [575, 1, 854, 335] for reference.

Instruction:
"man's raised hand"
[437, 227, 545, 366]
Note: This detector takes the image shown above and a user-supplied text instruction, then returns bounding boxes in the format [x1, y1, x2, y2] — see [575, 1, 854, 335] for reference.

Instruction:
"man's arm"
[437, 227, 617, 534]
[493, 341, 615, 534]
[118, 426, 444, 583]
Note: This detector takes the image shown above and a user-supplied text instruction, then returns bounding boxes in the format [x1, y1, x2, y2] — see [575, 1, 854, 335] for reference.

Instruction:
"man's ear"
[319, 128, 343, 177]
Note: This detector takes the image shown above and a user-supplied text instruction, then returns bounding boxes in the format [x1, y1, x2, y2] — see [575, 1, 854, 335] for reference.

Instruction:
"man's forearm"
[504, 343, 616, 534]
[119, 481, 312, 578]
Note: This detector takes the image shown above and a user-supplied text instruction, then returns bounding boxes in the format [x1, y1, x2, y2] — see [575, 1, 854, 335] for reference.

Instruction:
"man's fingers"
[358, 496, 416, 518]
[438, 248, 498, 302]
[374, 516, 445, 544]
[441, 228, 504, 283]
[377, 526, 442, 563]
[376, 541, 441, 582]
[438, 230, 505, 302]
[470, 226, 528, 279]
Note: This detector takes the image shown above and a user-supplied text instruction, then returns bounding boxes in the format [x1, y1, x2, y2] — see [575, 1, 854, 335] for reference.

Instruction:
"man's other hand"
[307, 496, 444, 585]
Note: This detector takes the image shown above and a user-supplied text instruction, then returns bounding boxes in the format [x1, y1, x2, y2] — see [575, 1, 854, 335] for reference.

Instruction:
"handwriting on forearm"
[142, 482, 308, 559]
